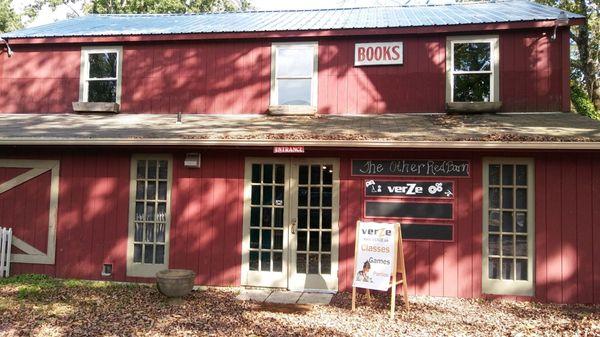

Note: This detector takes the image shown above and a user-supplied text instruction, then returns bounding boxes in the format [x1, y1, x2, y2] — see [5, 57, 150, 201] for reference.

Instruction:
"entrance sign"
[355, 42, 403, 66]
[352, 221, 396, 291]
[273, 146, 304, 154]
[352, 159, 470, 177]
[351, 221, 409, 318]
[365, 180, 454, 198]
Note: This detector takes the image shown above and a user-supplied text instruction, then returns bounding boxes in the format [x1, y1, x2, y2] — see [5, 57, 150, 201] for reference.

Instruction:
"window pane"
[262, 185, 273, 205]
[250, 229, 259, 249]
[261, 252, 270, 271]
[453, 43, 491, 72]
[502, 188, 514, 208]
[144, 244, 154, 263]
[135, 202, 144, 221]
[136, 181, 145, 199]
[156, 223, 166, 243]
[251, 185, 260, 205]
[516, 165, 527, 185]
[262, 207, 272, 227]
[516, 188, 527, 209]
[88, 80, 117, 102]
[298, 187, 308, 206]
[277, 78, 311, 105]
[146, 203, 155, 221]
[249, 251, 259, 271]
[299, 165, 309, 185]
[453, 74, 490, 102]
[136, 161, 146, 179]
[275, 165, 285, 184]
[489, 187, 500, 208]
[502, 165, 514, 185]
[515, 212, 527, 233]
[321, 254, 331, 274]
[323, 165, 333, 185]
[251, 164, 261, 183]
[502, 235, 514, 256]
[310, 209, 320, 229]
[277, 46, 313, 77]
[502, 258, 514, 280]
[146, 181, 156, 200]
[158, 181, 167, 200]
[322, 209, 332, 229]
[134, 223, 143, 242]
[263, 164, 273, 184]
[489, 257, 500, 279]
[261, 229, 271, 249]
[89, 52, 117, 78]
[310, 165, 321, 184]
[297, 253, 306, 273]
[310, 187, 320, 206]
[515, 235, 528, 257]
[322, 187, 332, 207]
[488, 234, 500, 255]
[273, 252, 283, 272]
[145, 223, 155, 242]
[274, 230, 283, 250]
[250, 207, 260, 227]
[158, 160, 168, 179]
[298, 231, 307, 251]
[308, 254, 319, 274]
[309, 231, 319, 251]
[515, 259, 528, 281]
[155, 245, 165, 264]
[157, 203, 166, 222]
[489, 211, 500, 232]
[298, 208, 307, 229]
[489, 164, 500, 185]
[502, 211, 513, 232]
[321, 232, 331, 252]
[274, 208, 284, 228]
[133, 244, 142, 263]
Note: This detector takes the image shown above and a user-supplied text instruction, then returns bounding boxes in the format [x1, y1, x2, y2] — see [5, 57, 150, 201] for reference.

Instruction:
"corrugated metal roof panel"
[1, 1, 584, 39]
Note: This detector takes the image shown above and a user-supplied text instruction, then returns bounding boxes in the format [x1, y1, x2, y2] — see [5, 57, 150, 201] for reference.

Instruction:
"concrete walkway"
[236, 289, 333, 305]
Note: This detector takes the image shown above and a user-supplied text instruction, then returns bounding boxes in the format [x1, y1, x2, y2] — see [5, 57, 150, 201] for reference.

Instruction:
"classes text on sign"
[352, 159, 470, 177]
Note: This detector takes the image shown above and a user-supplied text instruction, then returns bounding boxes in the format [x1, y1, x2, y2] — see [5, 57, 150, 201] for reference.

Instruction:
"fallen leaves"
[0, 277, 598, 337]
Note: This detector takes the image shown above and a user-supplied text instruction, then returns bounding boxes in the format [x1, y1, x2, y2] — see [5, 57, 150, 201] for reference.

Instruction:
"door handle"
[291, 218, 297, 234]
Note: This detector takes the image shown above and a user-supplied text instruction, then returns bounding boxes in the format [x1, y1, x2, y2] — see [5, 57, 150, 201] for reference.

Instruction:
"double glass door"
[242, 158, 339, 291]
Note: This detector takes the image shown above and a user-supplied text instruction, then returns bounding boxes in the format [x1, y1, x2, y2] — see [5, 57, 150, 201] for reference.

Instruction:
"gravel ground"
[0, 275, 598, 337]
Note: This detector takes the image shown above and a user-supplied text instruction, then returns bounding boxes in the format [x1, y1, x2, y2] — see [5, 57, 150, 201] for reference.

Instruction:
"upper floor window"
[79, 46, 122, 103]
[271, 42, 318, 106]
[447, 36, 499, 103]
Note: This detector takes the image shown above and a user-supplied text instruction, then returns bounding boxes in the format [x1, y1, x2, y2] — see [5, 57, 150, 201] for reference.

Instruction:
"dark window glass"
[275, 165, 285, 184]
[321, 254, 331, 274]
[298, 187, 308, 206]
[260, 252, 270, 271]
[88, 52, 117, 78]
[299, 165, 309, 185]
[262, 185, 273, 205]
[489, 211, 500, 232]
[261, 230, 271, 249]
[516, 188, 527, 209]
[322, 187, 332, 207]
[310, 209, 320, 229]
[251, 186, 261, 205]
[275, 186, 284, 205]
[502, 188, 513, 208]
[489, 188, 500, 208]
[251, 164, 261, 183]
[249, 251, 259, 271]
[262, 207, 272, 227]
[156, 223, 166, 243]
[502, 165, 514, 185]
[146, 181, 156, 200]
[250, 229, 259, 249]
[453, 43, 491, 72]
[250, 207, 260, 227]
[274, 208, 284, 228]
[322, 209, 332, 229]
[453, 74, 490, 102]
[323, 165, 333, 185]
[136, 161, 146, 179]
[515, 259, 528, 280]
[297, 231, 307, 251]
[502, 211, 513, 232]
[516, 165, 527, 186]
[502, 258, 513, 280]
[297, 253, 306, 273]
[488, 234, 500, 255]
[515, 235, 528, 257]
[489, 257, 500, 279]
[308, 254, 319, 274]
[158, 160, 168, 179]
[310, 187, 320, 206]
[263, 164, 273, 184]
[489, 164, 500, 185]
[298, 208, 307, 228]
[310, 165, 320, 184]
[274, 230, 283, 250]
[144, 244, 154, 264]
[273, 252, 282, 272]
[136, 181, 145, 199]
[145, 223, 154, 242]
[133, 244, 142, 263]
[155, 245, 165, 264]
[502, 235, 513, 256]
[321, 232, 331, 252]
[309, 231, 319, 251]
[515, 212, 527, 233]
[134, 223, 143, 242]
[88, 80, 117, 102]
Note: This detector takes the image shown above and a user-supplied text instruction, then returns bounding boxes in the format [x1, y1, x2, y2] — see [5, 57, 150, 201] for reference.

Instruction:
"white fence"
[0, 227, 11, 278]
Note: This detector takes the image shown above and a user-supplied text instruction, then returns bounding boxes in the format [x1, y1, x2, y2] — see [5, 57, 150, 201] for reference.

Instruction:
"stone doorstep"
[236, 289, 334, 305]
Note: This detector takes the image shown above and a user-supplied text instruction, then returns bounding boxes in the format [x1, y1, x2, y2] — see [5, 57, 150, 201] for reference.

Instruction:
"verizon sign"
[354, 42, 403, 66]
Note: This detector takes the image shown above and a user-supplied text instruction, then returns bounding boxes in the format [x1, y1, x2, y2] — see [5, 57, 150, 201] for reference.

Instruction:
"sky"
[18, 0, 444, 28]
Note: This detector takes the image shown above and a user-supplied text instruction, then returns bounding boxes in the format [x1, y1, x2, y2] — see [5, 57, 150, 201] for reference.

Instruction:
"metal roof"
[2, 1, 584, 39]
[0, 112, 599, 149]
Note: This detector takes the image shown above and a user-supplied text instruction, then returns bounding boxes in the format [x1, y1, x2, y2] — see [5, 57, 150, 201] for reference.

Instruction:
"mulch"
[0, 280, 598, 337]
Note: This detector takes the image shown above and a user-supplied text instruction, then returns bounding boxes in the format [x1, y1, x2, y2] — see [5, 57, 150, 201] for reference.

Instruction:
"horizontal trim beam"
[0, 139, 599, 150]
[5, 19, 584, 45]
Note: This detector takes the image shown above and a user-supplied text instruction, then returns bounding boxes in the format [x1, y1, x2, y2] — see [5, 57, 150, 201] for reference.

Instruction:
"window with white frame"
[271, 43, 317, 106]
[482, 158, 534, 296]
[127, 155, 172, 277]
[79, 46, 122, 103]
[447, 36, 499, 103]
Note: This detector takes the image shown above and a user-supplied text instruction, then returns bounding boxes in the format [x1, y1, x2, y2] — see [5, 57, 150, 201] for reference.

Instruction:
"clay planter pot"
[156, 269, 195, 298]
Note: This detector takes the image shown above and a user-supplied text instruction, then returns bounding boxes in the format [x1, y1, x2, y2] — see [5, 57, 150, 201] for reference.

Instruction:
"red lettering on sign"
[383, 46, 391, 60]
[391, 46, 401, 60]
[374, 46, 382, 60]
[358, 47, 365, 61]
[366, 47, 373, 61]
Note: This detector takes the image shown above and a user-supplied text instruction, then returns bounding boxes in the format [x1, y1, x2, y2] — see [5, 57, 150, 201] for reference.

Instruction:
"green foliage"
[0, 0, 22, 33]
[571, 82, 600, 119]
[87, 0, 251, 14]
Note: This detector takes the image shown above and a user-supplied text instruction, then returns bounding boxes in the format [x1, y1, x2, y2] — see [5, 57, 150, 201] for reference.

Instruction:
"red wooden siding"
[5, 149, 599, 303]
[0, 29, 568, 115]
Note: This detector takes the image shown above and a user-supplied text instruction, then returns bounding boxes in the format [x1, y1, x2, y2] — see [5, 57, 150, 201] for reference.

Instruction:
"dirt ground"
[0, 275, 598, 337]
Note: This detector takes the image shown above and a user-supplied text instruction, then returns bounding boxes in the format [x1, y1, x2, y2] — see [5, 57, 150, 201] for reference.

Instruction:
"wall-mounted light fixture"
[551, 11, 569, 41]
[0, 38, 13, 58]
[184, 153, 201, 168]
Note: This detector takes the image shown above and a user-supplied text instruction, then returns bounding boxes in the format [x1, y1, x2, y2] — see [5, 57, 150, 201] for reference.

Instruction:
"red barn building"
[0, 1, 598, 303]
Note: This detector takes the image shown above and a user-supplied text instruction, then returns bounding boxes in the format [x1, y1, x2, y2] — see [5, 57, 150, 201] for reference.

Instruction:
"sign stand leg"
[366, 289, 371, 305]
[351, 286, 356, 311]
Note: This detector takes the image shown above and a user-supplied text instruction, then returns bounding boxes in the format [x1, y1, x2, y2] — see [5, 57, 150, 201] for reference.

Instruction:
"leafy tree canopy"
[0, 0, 23, 32]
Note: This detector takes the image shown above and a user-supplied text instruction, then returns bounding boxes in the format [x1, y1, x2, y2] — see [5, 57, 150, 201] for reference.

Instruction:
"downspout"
[0, 38, 13, 58]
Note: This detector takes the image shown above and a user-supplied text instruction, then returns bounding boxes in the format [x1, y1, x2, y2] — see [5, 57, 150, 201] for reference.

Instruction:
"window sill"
[445, 101, 502, 114]
[72, 102, 120, 113]
[268, 105, 317, 116]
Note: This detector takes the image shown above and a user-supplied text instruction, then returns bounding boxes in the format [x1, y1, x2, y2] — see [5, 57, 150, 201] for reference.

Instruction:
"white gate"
[0, 227, 12, 278]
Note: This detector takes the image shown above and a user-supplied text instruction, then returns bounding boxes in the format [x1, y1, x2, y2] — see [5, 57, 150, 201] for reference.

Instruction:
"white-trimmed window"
[482, 158, 534, 296]
[127, 155, 172, 277]
[79, 46, 123, 103]
[271, 42, 318, 106]
[447, 36, 499, 103]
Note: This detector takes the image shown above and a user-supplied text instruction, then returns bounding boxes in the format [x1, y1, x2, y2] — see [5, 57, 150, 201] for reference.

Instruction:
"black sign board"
[352, 160, 470, 177]
[365, 201, 453, 220]
[402, 224, 453, 241]
[365, 180, 454, 198]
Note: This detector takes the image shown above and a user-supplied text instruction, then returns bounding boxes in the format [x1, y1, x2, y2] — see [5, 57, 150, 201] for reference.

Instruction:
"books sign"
[352, 221, 398, 291]
[355, 42, 403, 66]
